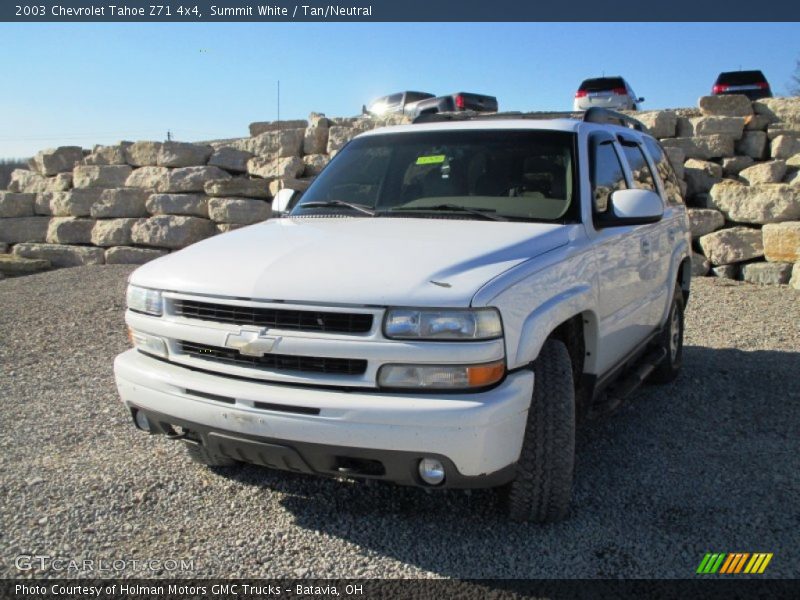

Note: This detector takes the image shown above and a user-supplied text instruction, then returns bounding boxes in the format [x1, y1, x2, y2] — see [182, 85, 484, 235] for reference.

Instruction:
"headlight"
[126, 285, 163, 316]
[378, 360, 505, 390]
[383, 308, 502, 340]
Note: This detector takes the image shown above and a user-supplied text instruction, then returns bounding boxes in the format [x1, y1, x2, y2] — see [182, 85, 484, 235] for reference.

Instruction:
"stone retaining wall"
[630, 95, 800, 288]
[1, 98, 799, 289]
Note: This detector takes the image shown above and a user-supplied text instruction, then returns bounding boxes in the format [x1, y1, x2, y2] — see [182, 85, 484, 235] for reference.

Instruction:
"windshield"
[291, 130, 579, 223]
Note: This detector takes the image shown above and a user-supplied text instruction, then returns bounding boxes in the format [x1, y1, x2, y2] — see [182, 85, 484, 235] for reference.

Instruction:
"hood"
[130, 217, 573, 307]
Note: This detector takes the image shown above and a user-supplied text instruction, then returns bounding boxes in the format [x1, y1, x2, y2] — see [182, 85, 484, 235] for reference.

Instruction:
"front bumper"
[114, 349, 534, 487]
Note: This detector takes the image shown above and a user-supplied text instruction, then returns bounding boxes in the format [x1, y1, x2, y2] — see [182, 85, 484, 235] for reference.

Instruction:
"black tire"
[183, 441, 239, 468]
[506, 338, 576, 523]
[649, 285, 685, 384]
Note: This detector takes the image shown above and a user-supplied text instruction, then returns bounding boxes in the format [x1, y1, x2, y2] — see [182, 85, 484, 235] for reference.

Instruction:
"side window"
[619, 140, 657, 192]
[591, 140, 627, 213]
[643, 137, 684, 205]
[405, 92, 433, 103]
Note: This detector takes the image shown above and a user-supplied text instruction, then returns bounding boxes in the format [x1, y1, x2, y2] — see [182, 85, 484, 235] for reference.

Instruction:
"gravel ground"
[0, 266, 798, 579]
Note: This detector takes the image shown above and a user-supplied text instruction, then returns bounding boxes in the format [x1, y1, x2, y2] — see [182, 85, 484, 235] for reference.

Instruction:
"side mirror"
[272, 188, 298, 216]
[637, 97, 645, 103]
[605, 189, 663, 226]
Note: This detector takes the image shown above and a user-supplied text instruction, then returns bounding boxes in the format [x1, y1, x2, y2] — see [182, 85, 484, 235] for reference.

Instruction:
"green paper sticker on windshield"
[416, 154, 446, 165]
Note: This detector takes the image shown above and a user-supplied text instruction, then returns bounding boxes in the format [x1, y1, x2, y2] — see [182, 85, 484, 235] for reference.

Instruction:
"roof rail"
[582, 107, 646, 131]
[412, 112, 468, 124]
[412, 110, 581, 124]
[412, 108, 649, 133]
[474, 111, 585, 121]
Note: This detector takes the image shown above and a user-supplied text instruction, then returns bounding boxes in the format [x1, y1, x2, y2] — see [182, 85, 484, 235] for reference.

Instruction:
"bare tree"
[791, 59, 800, 96]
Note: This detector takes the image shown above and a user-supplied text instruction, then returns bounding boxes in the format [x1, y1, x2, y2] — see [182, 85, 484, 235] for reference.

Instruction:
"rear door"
[617, 134, 672, 327]
[642, 136, 690, 321]
[403, 92, 435, 116]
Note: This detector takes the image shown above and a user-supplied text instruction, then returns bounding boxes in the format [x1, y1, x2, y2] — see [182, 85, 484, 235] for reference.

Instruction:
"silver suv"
[574, 76, 644, 111]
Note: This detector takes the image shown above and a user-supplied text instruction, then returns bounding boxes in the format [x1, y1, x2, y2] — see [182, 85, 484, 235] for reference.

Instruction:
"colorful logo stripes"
[697, 552, 773, 574]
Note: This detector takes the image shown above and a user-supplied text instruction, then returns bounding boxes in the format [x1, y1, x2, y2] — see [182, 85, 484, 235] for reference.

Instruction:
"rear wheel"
[183, 441, 238, 468]
[506, 338, 576, 523]
[650, 285, 685, 384]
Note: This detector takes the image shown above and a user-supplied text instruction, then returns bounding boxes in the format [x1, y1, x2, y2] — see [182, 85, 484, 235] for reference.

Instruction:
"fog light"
[418, 458, 445, 486]
[129, 329, 168, 358]
[133, 409, 151, 432]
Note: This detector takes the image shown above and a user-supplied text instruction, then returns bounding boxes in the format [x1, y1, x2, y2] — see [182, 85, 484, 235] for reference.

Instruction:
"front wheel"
[650, 285, 685, 384]
[506, 338, 576, 523]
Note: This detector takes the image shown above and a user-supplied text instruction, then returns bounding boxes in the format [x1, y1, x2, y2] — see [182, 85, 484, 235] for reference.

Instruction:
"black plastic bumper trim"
[131, 406, 517, 489]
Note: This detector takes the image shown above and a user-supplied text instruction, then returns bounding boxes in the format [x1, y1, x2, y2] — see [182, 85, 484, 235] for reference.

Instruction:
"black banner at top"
[3, 0, 800, 22]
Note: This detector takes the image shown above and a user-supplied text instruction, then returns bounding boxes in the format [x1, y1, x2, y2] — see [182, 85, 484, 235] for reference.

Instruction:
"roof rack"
[412, 111, 580, 124]
[412, 108, 648, 132]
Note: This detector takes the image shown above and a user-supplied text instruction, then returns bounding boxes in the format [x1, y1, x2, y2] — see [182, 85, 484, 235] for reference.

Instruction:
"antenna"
[277, 80, 280, 122]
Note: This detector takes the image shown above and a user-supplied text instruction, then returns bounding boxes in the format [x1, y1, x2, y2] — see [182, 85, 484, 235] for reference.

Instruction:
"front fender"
[514, 284, 596, 368]
[475, 244, 598, 371]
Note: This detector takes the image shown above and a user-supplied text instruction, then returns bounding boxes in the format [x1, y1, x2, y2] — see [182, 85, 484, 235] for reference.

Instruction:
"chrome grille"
[179, 341, 367, 376]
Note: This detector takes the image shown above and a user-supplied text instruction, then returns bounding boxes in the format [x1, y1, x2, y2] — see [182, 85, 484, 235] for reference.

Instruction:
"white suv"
[115, 108, 691, 522]
[574, 76, 644, 111]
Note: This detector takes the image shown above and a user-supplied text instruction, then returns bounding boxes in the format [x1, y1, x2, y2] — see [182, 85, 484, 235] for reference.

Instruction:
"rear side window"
[643, 138, 684, 205]
[591, 141, 627, 213]
[405, 92, 434, 103]
[619, 141, 657, 192]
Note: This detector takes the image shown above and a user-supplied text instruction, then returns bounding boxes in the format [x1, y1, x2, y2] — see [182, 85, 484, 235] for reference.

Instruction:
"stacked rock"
[1, 99, 797, 289]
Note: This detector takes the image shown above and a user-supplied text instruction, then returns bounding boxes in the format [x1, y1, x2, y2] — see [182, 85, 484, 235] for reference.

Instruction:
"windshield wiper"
[388, 204, 507, 221]
[296, 200, 376, 216]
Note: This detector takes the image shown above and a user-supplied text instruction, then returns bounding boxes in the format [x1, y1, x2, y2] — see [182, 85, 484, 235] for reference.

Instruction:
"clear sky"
[0, 22, 798, 158]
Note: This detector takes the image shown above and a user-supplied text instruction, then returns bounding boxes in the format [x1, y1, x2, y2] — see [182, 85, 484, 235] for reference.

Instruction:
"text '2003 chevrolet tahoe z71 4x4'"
[115, 108, 691, 523]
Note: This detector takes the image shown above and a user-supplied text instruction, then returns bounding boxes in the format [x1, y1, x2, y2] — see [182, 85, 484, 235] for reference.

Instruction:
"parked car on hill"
[574, 77, 644, 111]
[412, 92, 498, 117]
[363, 91, 436, 118]
[711, 70, 772, 100]
[364, 91, 498, 119]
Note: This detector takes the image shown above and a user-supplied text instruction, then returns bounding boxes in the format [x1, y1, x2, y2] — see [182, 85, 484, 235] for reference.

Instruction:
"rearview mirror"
[603, 189, 663, 226]
[272, 188, 298, 216]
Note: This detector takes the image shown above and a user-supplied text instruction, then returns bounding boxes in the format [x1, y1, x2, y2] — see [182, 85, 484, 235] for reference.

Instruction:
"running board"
[589, 348, 667, 419]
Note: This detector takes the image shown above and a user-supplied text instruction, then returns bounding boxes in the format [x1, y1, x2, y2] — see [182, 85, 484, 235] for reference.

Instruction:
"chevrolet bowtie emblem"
[224, 329, 281, 357]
